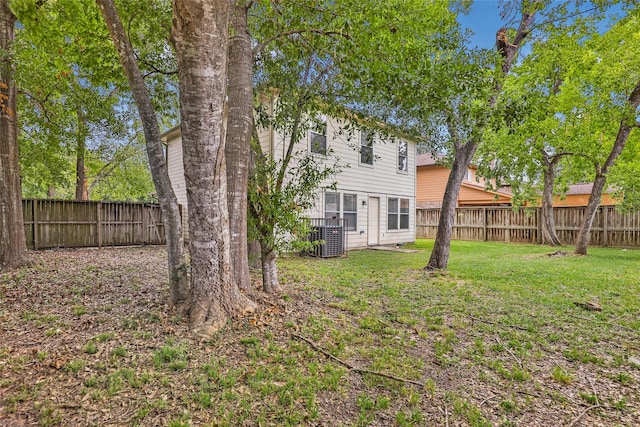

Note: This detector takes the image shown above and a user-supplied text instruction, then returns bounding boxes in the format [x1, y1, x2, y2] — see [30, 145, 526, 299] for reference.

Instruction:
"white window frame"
[343, 193, 357, 231]
[397, 139, 408, 173]
[360, 130, 374, 166]
[324, 192, 340, 219]
[388, 197, 410, 231]
[324, 192, 358, 231]
[310, 115, 327, 154]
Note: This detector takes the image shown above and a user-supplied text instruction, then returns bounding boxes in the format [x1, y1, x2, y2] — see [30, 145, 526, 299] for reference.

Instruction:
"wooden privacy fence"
[416, 205, 640, 248]
[22, 199, 168, 250]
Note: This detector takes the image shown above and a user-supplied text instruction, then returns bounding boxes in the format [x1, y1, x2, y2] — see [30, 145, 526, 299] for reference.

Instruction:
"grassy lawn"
[1, 240, 638, 426]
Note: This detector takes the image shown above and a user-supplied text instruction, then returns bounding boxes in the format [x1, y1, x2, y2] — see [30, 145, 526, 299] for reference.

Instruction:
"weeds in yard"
[71, 305, 86, 316]
[153, 340, 189, 371]
[2, 242, 639, 426]
[83, 342, 98, 355]
[65, 359, 85, 374]
[551, 366, 573, 384]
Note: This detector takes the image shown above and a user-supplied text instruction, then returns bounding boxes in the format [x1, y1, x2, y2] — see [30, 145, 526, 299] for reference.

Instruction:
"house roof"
[461, 181, 513, 199]
[160, 125, 181, 144]
[416, 153, 440, 167]
[566, 183, 597, 195]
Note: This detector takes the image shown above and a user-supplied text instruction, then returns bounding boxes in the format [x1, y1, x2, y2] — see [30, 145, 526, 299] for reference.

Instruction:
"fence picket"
[416, 206, 640, 248]
[22, 199, 172, 250]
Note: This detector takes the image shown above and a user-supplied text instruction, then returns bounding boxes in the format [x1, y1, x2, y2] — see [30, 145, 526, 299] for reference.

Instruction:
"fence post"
[505, 208, 511, 243]
[536, 208, 542, 244]
[142, 204, 148, 244]
[97, 202, 102, 248]
[32, 199, 39, 250]
[602, 205, 608, 247]
[482, 207, 487, 242]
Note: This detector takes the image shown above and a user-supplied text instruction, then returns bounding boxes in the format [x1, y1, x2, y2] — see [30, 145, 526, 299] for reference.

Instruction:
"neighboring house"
[161, 113, 416, 250]
[416, 153, 512, 208]
[552, 183, 618, 207]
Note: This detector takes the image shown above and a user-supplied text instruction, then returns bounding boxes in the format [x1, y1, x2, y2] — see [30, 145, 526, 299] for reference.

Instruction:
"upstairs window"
[398, 140, 408, 172]
[310, 115, 327, 154]
[360, 130, 374, 165]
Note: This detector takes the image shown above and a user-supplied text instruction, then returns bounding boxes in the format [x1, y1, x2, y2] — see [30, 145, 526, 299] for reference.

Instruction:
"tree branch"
[292, 333, 424, 387]
[253, 29, 351, 58]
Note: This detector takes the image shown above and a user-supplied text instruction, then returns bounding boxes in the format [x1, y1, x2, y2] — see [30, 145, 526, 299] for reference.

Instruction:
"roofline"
[160, 125, 182, 144]
[461, 181, 512, 198]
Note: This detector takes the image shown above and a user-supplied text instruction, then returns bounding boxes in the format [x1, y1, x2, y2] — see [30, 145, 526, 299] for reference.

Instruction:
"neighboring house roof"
[565, 183, 600, 195]
[416, 153, 439, 167]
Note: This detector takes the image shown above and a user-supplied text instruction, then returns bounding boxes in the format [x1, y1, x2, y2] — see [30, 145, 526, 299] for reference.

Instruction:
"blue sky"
[457, 1, 508, 49]
[457, 1, 627, 49]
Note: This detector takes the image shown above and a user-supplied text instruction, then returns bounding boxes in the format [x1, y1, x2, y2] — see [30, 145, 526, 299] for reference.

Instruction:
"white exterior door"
[368, 197, 380, 246]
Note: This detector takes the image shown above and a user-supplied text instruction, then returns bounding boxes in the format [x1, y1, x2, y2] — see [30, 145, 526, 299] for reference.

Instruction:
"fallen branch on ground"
[292, 333, 424, 387]
[469, 315, 530, 331]
[567, 404, 601, 427]
[567, 314, 637, 333]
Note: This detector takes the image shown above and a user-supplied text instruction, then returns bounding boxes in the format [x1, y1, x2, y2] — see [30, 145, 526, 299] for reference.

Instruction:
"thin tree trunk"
[172, 0, 256, 336]
[248, 239, 261, 269]
[226, 0, 253, 292]
[247, 131, 262, 271]
[426, 143, 475, 270]
[575, 79, 640, 255]
[575, 173, 605, 255]
[75, 107, 89, 201]
[540, 154, 561, 246]
[260, 241, 280, 294]
[0, 0, 28, 270]
[96, 0, 188, 306]
[426, 10, 536, 271]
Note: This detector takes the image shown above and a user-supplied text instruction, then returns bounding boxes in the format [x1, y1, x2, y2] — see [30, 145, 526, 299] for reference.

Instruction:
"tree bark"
[75, 106, 89, 201]
[426, 9, 536, 271]
[171, 0, 256, 336]
[0, 0, 28, 270]
[225, 0, 253, 292]
[426, 142, 476, 270]
[575, 79, 640, 255]
[96, 0, 188, 306]
[574, 172, 605, 255]
[260, 241, 280, 294]
[540, 152, 561, 246]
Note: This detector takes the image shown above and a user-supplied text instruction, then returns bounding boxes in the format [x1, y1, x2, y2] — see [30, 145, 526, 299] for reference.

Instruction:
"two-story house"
[162, 111, 416, 250]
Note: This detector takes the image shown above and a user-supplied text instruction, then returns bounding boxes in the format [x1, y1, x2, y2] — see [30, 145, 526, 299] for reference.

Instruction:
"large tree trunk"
[0, 0, 28, 271]
[540, 155, 561, 246]
[260, 240, 280, 294]
[96, 0, 188, 306]
[225, 0, 253, 292]
[575, 79, 640, 255]
[172, 0, 255, 336]
[426, 143, 475, 270]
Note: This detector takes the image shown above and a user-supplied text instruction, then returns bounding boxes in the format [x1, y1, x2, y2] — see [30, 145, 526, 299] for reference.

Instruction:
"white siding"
[166, 136, 189, 237]
[164, 113, 417, 249]
[267, 116, 416, 249]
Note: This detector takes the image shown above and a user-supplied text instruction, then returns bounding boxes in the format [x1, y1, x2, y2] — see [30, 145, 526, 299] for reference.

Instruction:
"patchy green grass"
[0, 242, 638, 426]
